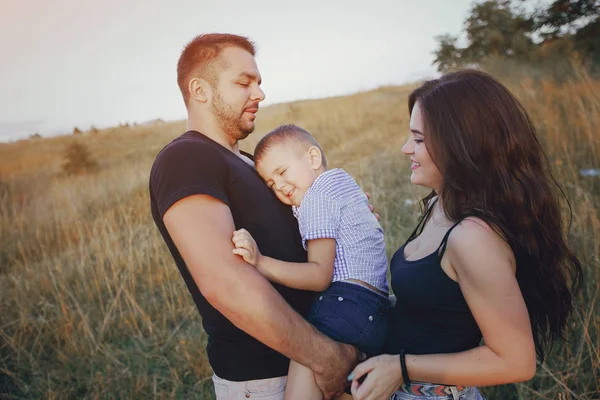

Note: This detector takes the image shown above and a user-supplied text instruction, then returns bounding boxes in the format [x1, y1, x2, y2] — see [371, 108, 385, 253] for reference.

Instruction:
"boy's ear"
[308, 146, 323, 170]
[189, 78, 210, 103]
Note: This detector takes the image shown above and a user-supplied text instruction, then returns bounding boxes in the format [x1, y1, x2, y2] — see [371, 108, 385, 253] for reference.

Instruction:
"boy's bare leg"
[284, 360, 323, 400]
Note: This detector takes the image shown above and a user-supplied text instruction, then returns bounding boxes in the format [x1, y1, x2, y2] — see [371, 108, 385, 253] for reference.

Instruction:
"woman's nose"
[401, 139, 413, 154]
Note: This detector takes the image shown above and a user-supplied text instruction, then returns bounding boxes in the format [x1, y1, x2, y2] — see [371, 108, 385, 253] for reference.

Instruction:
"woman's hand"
[349, 354, 403, 400]
[365, 192, 380, 221]
[232, 229, 262, 266]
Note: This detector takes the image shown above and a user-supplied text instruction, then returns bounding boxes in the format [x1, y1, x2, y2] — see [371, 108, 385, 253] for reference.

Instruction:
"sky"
[0, 0, 476, 142]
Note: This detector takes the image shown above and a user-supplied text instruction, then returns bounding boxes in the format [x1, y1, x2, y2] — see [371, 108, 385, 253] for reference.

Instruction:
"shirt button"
[245, 394, 250, 398]
[338, 297, 344, 301]
[369, 315, 373, 321]
[319, 296, 323, 300]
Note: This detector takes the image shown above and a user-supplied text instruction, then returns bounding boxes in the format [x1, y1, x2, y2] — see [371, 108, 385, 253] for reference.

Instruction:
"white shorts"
[212, 374, 287, 399]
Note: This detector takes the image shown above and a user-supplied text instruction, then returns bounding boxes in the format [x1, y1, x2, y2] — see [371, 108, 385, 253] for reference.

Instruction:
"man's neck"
[187, 114, 240, 154]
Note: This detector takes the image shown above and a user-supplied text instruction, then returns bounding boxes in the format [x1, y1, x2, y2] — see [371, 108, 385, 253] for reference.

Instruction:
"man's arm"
[164, 194, 357, 397]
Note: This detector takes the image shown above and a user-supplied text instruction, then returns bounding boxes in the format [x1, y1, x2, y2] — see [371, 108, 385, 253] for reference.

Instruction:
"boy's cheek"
[275, 191, 292, 206]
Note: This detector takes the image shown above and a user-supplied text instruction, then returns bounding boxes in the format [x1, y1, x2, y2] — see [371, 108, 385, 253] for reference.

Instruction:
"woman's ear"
[308, 146, 324, 171]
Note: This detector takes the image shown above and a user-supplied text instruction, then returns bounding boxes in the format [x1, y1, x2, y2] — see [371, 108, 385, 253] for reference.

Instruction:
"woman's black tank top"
[385, 201, 482, 355]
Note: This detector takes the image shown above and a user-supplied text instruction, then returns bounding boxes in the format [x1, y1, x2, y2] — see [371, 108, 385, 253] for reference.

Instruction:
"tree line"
[433, 0, 599, 74]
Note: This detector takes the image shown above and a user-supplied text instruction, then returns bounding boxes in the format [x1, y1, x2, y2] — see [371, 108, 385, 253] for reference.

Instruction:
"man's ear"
[308, 146, 324, 171]
[189, 78, 210, 103]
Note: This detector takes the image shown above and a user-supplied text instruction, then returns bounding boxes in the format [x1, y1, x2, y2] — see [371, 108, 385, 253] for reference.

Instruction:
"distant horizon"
[0, 116, 177, 143]
[0, 77, 431, 143]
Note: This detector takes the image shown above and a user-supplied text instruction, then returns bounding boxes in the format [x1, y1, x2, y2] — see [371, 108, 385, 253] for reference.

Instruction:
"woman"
[348, 70, 582, 400]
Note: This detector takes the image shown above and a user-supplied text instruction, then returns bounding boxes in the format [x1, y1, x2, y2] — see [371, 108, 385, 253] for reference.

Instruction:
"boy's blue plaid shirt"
[292, 168, 388, 292]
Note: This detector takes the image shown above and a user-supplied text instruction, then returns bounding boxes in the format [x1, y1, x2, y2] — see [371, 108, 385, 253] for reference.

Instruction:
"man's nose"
[252, 85, 265, 102]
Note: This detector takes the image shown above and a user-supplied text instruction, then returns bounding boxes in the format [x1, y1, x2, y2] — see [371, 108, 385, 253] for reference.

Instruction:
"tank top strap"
[407, 198, 437, 242]
[437, 219, 465, 259]
[407, 215, 426, 242]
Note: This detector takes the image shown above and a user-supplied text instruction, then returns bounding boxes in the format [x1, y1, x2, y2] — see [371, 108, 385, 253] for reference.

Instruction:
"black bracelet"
[400, 349, 411, 386]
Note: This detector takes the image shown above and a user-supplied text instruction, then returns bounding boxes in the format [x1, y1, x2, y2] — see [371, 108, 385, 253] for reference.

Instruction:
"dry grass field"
[0, 68, 598, 399]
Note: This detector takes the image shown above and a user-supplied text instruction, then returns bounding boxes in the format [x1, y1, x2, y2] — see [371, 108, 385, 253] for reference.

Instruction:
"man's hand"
[232, 228, 262, 266]
[314, 343, 360, 399]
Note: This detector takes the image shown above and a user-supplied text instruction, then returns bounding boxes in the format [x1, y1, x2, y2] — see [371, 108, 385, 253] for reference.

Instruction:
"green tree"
[433, 0, 534, 72]
[433, 34, 465, 73]
[463, 0, 534, 61]
[433, 0, 599, 72]
[533, 0, 599, 36]
[533, 0, 600, 65]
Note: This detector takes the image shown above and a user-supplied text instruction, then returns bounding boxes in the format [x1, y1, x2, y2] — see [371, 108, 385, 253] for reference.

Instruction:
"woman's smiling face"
[401, 101, 443, 193]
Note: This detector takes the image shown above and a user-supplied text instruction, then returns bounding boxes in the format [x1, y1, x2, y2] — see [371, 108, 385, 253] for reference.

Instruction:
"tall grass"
[0, 69, 598, 399]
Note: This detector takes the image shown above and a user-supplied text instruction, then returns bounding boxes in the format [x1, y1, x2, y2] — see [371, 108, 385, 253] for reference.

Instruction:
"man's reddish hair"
[177, 33, 256, 105]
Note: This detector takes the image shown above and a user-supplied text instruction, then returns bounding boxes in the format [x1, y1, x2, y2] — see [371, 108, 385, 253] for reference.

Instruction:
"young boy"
[232, 124, 390, 399]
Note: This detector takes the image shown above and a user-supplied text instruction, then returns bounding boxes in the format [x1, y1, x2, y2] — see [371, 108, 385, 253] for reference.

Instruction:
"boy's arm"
[232, 229, 335, 292]
[258, 239, 335, 292]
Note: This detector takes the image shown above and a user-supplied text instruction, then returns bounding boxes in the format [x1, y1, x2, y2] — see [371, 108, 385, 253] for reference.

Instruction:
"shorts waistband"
[339, 279, 389, 299]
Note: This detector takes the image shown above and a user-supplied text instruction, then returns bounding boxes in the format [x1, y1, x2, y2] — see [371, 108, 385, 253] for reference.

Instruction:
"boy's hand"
[232, 229, 262, 266]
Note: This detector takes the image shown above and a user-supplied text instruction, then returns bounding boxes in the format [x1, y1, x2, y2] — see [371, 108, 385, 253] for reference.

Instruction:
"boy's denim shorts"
[307, 281, 391, 357]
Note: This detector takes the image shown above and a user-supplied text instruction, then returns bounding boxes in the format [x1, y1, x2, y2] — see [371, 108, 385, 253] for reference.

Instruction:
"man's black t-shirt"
[149, 131, 314, 381]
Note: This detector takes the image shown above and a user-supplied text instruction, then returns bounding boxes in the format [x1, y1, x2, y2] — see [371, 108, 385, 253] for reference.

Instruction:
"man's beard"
[212, 89, 254, 141]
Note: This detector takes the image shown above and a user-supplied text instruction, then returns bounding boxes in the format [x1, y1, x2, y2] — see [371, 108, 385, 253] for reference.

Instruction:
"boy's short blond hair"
[254, 124, 328, 169]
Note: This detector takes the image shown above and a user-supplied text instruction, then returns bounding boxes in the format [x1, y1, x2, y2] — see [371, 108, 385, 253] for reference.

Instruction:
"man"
[149, 33, 358, 399]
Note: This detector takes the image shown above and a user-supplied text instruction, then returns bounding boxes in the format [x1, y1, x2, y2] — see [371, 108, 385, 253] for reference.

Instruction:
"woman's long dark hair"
[408, 69, 582, 362]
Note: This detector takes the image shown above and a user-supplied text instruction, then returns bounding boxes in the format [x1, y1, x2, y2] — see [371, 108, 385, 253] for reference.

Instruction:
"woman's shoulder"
[448, 217, 507, 250]
[445, 217, 515, 274]
[455, 216, 496, 235]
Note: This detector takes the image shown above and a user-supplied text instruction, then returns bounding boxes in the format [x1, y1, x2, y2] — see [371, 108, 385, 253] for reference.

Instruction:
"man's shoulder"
[156, 131, 220, 159]
[149, 132, 233, 198]
[152, 132, 227, 173]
